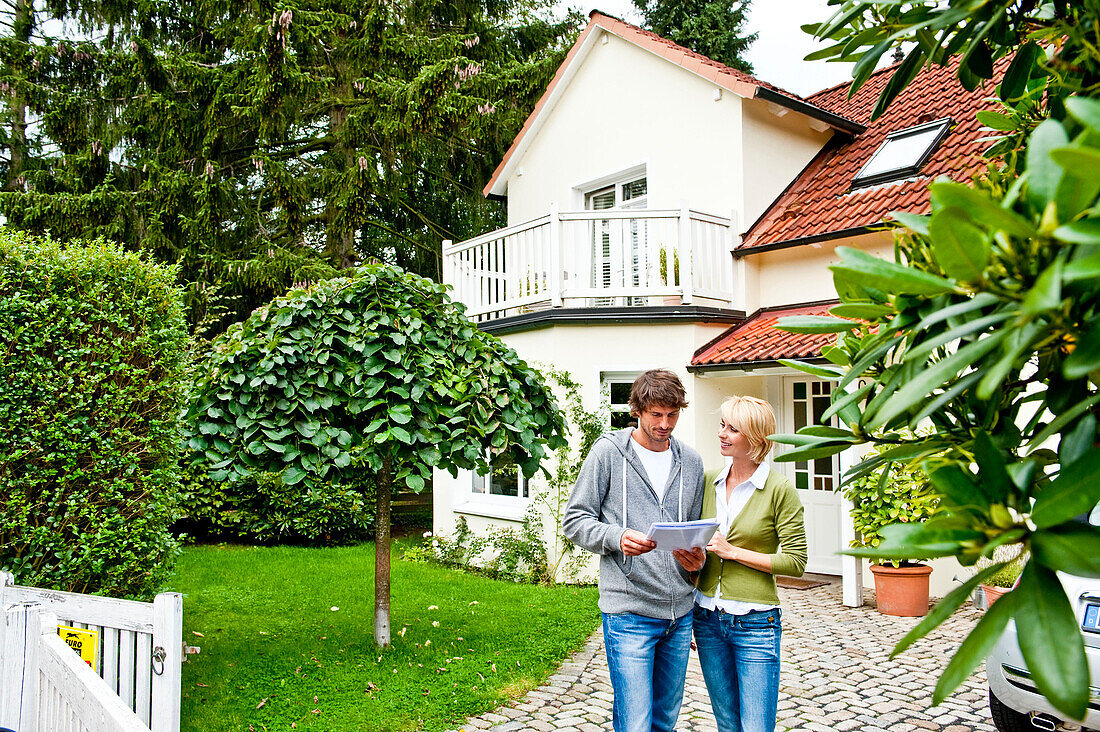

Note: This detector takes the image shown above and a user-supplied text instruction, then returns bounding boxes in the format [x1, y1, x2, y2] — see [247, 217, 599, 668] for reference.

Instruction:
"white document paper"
[645, 519, 720, 552]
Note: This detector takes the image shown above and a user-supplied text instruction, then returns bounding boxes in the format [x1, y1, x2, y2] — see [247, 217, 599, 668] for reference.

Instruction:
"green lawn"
[169, 543, 600, 731]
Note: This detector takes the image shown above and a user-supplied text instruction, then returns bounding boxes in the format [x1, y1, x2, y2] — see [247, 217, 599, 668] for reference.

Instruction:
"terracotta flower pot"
[981, 583, 1011, 607]
[870, 563, 932, 617]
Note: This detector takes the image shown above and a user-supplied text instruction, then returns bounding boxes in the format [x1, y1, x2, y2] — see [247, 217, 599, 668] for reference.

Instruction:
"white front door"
[778, 377, 844, 575]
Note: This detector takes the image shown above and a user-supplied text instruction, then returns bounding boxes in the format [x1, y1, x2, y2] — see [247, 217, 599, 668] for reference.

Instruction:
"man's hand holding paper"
[645, 518, 720, 552]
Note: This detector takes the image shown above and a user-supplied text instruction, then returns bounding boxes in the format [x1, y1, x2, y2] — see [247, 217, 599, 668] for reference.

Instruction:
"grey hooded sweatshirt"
[563, 428, 706, 619]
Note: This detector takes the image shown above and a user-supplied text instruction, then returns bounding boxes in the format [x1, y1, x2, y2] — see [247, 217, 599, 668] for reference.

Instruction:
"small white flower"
[330, 607, 339, 611]
[422, 531, 432, 538]
[428, 605, 438, 610]
[432, 621, 439, 627]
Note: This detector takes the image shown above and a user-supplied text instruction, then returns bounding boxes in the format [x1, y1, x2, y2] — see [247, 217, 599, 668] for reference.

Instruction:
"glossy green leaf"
[1066, 96, 1100, 132]
[1027, 393, 1100, 449]
[903, 311, 1012, 364]
[775, 315, 860, 334]
[914, 292, 999, 333]
[1064, 319, 1100, 379]
[772, 442, 852, 462]
[929, 207, 990, 281]
[388, 403, 413, 425]
[282, 465, 307, 486]
[1020, 259, 1063, 315]
[1014, 563, 1090, 720]
[1028, 120, 1070, 205]
[1050, 146, 1100, 181]
[999, 41, 1043, 101]
[1054, 219, 1100, 245]
[976, 110, 1018, 131]
[928, 463, 991, 509]
[871, 44, 926, 120]
[830, 247, 955, 296]
[977, 321, 1044, 400]
[1031, 524, 1100, 578]
[890, 212, 930, 236]
[1058, 414, 1095, 467]
[932, 587, 1019, 705]
[822, 380, 874, 423]
[892, 562, 1007, 657]
[775, 359, 845, 379]
[928, 182, 1037, 239]
[1031, 447, 1100, 528]
[867, 332, 1005, 430]
[829, 303, 894, 319]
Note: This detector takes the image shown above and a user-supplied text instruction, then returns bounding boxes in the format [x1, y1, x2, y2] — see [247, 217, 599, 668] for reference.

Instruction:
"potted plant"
[654, 247, 682, 305]
[844, 445, 939, 617]
[975, 545, 1028, 608]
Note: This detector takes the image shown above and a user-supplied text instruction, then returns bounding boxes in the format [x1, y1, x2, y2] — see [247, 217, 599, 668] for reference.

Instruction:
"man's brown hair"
[628, 369, 689, 416]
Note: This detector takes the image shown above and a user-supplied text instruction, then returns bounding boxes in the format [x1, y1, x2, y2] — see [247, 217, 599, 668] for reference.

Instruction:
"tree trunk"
[324, 32, 358, 270]
[7, 0, 31, 192]
[374, 455, 392, 647]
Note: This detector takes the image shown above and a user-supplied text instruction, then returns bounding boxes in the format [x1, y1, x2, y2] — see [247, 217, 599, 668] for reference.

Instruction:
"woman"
[693, 395, 807, 732]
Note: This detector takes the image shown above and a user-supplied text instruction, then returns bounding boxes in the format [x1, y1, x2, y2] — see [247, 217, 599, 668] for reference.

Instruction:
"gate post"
[0, 595, 38, 732]
[150, 592, 182, 732]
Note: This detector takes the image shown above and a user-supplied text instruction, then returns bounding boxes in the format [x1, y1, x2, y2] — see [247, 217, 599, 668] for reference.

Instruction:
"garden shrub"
[0, 232, 189, 598]
[175, 465, 377, 544]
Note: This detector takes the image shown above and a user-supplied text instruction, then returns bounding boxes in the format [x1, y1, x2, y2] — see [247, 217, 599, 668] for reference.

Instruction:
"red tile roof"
[739, 55, 1010, 252]
[484, 11, 856, 197]
[692, 302, 839, 367]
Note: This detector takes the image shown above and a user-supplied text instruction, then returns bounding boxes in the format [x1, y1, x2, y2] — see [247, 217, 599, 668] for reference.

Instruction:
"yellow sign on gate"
[57, 625, 99, 669]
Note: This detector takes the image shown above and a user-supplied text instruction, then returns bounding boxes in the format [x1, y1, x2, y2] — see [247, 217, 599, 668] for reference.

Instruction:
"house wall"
[745, 231, 895, 309]
[432, 319, 735, 582]
[741, 100, 834, 233]
[502, 30, 830, 231]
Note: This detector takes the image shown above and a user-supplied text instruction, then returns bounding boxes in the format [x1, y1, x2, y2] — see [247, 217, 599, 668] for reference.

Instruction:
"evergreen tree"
[632, 0, 756, 73]
[0, 0, 577, 332]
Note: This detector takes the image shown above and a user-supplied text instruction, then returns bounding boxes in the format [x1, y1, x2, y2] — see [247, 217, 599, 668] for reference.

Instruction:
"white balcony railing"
[442, 204, 737, 321]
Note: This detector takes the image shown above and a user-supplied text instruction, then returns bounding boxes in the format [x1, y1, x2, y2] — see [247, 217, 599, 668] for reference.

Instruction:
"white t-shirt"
[630, 437, 673, 502]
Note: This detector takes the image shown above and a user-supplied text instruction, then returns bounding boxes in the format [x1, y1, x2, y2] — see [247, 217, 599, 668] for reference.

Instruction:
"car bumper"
[987, 619, 1100, 729]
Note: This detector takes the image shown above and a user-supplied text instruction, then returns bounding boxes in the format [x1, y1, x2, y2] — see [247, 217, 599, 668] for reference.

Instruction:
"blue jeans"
[602, 611, 693, 732]
[693, 605, 782, 732]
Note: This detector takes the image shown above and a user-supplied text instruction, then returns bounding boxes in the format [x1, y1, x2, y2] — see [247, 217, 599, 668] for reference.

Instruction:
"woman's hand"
[706, 531, 740, 562]
[673, 547, 706, 572]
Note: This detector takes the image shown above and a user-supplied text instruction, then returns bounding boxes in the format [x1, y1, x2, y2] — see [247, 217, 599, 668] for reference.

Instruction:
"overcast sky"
[561, 0, 857, 97]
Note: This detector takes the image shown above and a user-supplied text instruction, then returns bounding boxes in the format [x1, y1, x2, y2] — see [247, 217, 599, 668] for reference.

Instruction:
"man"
[563, 369, 707, 732]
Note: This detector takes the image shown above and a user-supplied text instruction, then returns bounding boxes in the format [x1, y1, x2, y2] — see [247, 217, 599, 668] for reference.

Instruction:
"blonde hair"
[719, 395, 776, 464]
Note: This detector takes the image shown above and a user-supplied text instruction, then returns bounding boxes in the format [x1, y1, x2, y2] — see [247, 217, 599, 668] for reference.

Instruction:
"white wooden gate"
[0, 573, 181, 732]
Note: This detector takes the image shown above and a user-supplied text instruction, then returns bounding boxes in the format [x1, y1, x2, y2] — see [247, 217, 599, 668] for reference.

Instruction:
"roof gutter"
[754, 87, 866, 136]
[688, 357, 831, 374]
[734, 225, 875, 258]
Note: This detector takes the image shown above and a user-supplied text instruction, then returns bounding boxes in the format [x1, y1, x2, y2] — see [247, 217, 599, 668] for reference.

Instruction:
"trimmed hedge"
[0, 232, 190, 598]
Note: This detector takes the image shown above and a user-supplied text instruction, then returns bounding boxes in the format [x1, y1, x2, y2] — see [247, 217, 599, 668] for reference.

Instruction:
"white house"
[433, 11, 1006, 604]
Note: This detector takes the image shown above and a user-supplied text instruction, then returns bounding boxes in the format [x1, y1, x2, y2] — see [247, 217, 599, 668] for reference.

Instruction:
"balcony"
[442, 204, 737, 322]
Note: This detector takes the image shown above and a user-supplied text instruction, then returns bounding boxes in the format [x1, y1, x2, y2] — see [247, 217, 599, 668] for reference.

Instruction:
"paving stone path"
[447, 582, 996, 732]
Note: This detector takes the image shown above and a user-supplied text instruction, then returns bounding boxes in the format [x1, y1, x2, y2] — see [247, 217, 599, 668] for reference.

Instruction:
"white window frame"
[852, 117, 953, 188]
[784, 377, 841, 493]
[602, 371, 641, 430]
[469, 452, 528, 506]
[582, 170, 648, 303]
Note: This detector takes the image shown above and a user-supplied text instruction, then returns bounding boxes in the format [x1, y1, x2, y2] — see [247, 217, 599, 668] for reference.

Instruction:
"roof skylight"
[852, 118, 953, 188]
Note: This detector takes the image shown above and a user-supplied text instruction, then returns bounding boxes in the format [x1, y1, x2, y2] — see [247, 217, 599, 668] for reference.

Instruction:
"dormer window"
[852, 117, 953, 188]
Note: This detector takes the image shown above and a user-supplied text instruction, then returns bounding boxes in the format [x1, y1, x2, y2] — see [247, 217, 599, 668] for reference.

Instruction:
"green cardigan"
[696, 466, 808, 606]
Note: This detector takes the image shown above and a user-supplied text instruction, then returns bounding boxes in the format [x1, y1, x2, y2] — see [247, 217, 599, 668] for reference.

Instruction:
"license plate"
[1084, 603, 1100, 633]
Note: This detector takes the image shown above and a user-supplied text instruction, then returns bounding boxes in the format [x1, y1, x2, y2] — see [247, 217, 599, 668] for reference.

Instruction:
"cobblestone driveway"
[449, 582, 996, 732]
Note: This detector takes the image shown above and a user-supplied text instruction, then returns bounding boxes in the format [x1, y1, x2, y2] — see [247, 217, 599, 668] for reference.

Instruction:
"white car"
[986, 548, 1100, 731]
